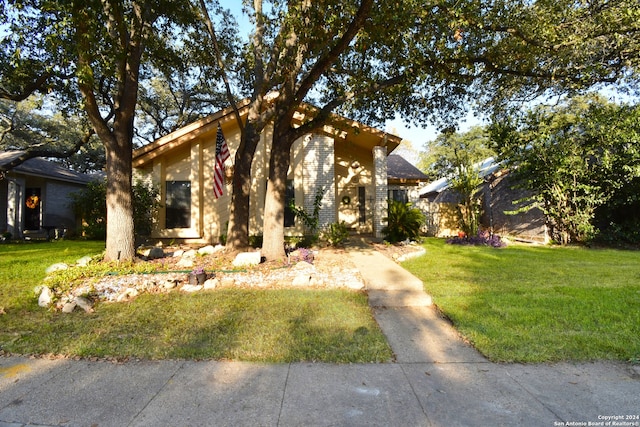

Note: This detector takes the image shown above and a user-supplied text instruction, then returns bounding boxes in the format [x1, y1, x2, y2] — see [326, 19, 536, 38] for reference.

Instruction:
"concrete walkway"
[1, 240, 639, 427]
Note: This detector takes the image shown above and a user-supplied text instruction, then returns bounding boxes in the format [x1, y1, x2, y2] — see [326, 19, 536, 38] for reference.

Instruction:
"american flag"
[213, 123, 230, 198]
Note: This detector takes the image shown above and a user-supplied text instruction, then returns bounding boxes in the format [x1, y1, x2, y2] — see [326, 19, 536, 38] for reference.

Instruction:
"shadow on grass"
[2, 289, 392, 363]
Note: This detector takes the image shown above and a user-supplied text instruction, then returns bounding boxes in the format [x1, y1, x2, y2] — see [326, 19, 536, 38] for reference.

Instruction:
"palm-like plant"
[382, 201, 425, 243]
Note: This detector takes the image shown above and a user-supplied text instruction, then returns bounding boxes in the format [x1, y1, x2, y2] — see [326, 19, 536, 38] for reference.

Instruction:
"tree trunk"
[261, 136, 292, 261]
[72, 1, 146, 262]
[104, 135, 135, 261]
[226, 121, 261, 252]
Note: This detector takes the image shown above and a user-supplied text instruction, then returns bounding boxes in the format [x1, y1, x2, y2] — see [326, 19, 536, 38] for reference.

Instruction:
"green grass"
[402, 238, 640, 363]
[0, 240, 392, 362]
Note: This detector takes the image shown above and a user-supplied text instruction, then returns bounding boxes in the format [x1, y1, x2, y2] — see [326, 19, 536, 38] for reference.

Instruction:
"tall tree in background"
[419, 127, 495, 236]
[490, 94, 640, 244]
[0, 98, 105, 172]
[418, 126, 495, 181]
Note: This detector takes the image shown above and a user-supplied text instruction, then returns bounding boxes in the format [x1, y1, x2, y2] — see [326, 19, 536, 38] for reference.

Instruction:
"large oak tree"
[1, 0, 229, 261]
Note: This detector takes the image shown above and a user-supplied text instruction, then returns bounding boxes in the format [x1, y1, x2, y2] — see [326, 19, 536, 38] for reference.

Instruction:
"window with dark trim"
[166, 181, 191, 229]
[358, 186, 366, 224]
[284, 179, 295, 227]
[388, 189, 408, 204]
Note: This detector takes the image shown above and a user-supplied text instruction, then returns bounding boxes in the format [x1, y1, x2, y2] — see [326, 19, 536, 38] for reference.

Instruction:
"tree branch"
[0, 128, 96, 173]
[295, 0, 373, 103]
[0, 73, 53, 102]
[197, 0, 244, 134]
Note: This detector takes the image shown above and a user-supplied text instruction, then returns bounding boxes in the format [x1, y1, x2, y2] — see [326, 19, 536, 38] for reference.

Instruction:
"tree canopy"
[418, 126, 495, 181]
[490, 94, 640, 244]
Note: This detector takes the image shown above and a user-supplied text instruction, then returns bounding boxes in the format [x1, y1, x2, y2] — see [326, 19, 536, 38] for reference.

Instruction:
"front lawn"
[402, 238, 640, 363]
[0, 241, 392, 362]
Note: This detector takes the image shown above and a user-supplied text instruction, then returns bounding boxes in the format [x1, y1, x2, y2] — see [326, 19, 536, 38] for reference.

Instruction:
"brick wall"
[372, 146, 388, 238]
[302, 134, 336, 228]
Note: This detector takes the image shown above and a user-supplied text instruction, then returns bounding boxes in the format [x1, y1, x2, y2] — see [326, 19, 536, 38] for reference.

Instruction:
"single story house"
[418, 157, 547, 241]
[0, 151, 98, 240]
[132, 101, 402, 244]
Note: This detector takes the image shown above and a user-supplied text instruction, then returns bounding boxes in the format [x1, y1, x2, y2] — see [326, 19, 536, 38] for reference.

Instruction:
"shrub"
[382, 201, 425, 243]
[446, 230, 506, 248]
[321, 221, 349, 247]
[132, 180, 161, 237]
[287, 247, 314, 264]
[249, 235, 263, 248]
[289, 187, 324, 244]
[70, 179, 160, 240]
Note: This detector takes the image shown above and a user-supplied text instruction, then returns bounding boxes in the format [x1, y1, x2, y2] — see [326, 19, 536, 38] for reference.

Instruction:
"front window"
[166, 181, 191, 229]
[388, 189, 408, 204]
[284, 179, 295, 227]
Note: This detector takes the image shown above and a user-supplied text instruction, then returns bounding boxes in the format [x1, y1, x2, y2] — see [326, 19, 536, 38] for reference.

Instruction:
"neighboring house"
[386, 154, 430, 204]
[0, 151, 98, 240]
[418, 157, 547, 241]
[132, 101, 402, 244]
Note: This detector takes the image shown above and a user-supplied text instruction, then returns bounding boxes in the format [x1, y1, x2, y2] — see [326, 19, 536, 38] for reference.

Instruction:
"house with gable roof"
[132, 101, 402, 244]
[0, 151, 99, 240]
[386, 153, 431, 203]
[418, 157, 547, 241]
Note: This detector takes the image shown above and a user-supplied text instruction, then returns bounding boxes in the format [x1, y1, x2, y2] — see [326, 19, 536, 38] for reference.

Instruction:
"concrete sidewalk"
[1, 240, 639, 427]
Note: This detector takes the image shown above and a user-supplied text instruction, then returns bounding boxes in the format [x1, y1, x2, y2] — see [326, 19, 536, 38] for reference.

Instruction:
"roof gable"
[133, 100, 402, 168]
[387, 154, 429, 182]
[0, 151, 97, 185]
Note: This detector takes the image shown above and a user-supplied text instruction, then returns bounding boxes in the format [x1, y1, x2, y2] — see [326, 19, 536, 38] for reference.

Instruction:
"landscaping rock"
[75, 296, 94, 313]
[203, 278, 219, 290]
[294, 261, 315, 271]
[162, 279, 179, 289]
[292, 273, 311, 287]
[173, 249, 184, 258]
[116, 288, 139, 302]
[309, 275, 324, 287]
[232, 251, 261, 267]
[181, 284, 203, 293]
[176, 257, 194, 269]
[148, 247, 165, 259]
[345, 280, 365, 290]
[197, 245, 224, 256]
[76, 255, 93, 267]
[46, 263, 69, 274]
[38, 287, 53, 307]
[62, 302, 76, 313]
[138, 246, 165, 260]
[182, 249, 197, 259]
[395, 247, 426, 262]
[220, 277, 236, 287]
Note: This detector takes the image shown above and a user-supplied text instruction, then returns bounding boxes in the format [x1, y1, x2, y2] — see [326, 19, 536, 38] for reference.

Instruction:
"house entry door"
[338, 185, 367, 230]
[25, 188, 41, 230]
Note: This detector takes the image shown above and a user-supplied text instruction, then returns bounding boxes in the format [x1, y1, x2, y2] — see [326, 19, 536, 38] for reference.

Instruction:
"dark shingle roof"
[387, 154, 429, 181]
[0, 151, 97, 185]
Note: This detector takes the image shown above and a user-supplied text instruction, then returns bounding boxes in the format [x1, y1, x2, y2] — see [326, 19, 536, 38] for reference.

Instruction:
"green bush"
[289, 187, 324, 244]
[382, 200, 425, 243]
[321, 221, 349, 247]
[70, 179, 160, 240]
